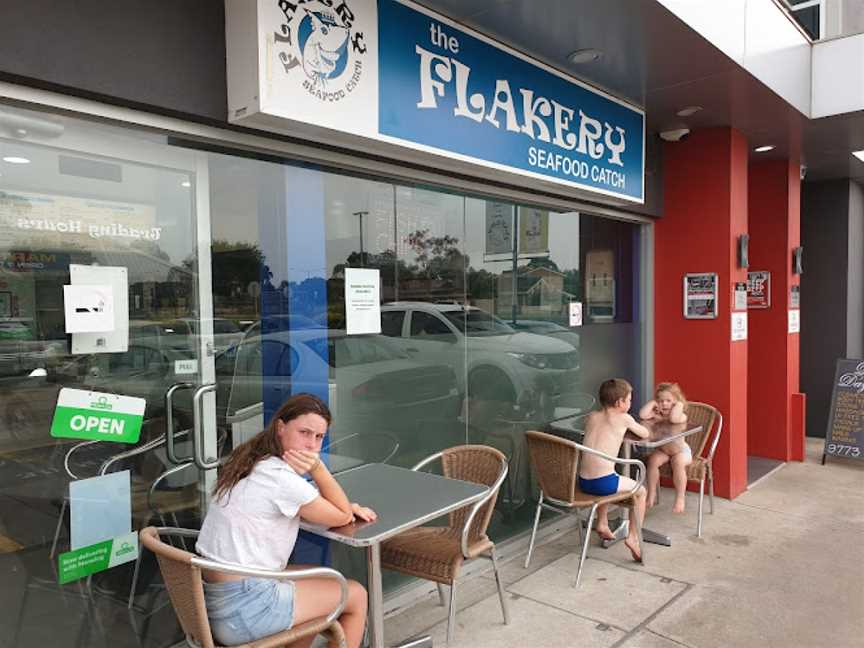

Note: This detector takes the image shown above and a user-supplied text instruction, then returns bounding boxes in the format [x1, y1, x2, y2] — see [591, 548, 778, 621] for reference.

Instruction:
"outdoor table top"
[625, 419, 703, 449]
[324, 452, 367, 475]
[299, 462, 489, 547]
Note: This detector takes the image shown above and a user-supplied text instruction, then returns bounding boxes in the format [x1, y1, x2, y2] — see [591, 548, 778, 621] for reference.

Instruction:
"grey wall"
[0, 0, 227, 122]
[848, 181, 864, 360]
[801, 179, 852, 437]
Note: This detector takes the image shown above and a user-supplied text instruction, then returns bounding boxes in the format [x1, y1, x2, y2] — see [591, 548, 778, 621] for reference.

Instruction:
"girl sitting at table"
[640, 382, 690, 513]
[196, 393, 376, 648]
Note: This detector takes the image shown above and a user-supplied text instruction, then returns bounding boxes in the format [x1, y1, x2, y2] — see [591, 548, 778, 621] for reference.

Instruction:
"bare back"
[579, 410, 631, 479]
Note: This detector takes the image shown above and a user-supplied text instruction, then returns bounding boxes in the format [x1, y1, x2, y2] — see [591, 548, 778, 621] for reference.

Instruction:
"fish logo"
[299, 8, 350, 87]
[272, 0, 368, 103]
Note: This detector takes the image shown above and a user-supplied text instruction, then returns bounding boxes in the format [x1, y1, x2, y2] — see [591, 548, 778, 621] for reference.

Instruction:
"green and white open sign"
[51, 388, 146, 444]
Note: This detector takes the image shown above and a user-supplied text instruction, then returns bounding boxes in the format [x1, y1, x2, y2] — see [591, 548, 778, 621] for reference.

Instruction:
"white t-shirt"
[196, 456, 319, 570]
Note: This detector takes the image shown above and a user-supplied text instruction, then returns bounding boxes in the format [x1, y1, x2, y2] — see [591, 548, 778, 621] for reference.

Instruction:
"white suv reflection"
[380, 302, 580, 421]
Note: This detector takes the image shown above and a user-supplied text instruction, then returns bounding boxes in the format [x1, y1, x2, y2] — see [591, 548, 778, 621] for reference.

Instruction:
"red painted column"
[656, 128, 749, 499]
[747, 160, 804, 461]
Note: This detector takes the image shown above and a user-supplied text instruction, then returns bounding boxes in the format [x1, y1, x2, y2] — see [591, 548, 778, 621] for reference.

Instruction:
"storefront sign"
[51, 388, 146, 444]
[823, 359, 864, 461]
[227, 0, 645, 203]
[345, 268, 381, 335]
[683, 273, 718, 319]
[59, 531, 139, 584]
[747, 271, 771, 309]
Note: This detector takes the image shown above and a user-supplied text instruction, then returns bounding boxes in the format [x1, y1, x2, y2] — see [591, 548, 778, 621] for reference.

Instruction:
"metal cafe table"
[300, 462, 489, 648]
[602, 419, 703, 548]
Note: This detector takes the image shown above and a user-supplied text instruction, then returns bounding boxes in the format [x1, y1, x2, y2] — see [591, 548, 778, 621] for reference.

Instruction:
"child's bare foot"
[672, 497, 686, 514]
[624, 536, 642, 563]
[595, 525, 616, 541]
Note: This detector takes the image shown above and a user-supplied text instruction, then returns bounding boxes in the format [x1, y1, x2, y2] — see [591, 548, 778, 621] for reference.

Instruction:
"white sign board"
[70, 264, 129, 354]
[788, 309, 801, 333]
[345, 268, 381, 335]
[63, 284, 115, 333]
[174, 359, 198, 375]
[569, 301, 583, 327]
[69, 470, 131, 550]
[731, 311, 748, 341]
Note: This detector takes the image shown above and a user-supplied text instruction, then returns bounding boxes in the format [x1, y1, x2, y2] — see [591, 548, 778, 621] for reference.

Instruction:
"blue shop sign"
[377, 0, 644, 202]
[227, 0, 645, 204]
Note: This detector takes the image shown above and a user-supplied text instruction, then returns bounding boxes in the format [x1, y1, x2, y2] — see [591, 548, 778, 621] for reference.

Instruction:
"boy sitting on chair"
[579, 378, 651, 562]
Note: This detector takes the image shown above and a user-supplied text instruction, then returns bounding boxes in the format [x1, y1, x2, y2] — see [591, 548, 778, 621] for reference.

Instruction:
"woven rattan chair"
[656, 402, 723, 537]
[524, 430, 646, 587]
[380, 445, 510, 646]
[139, 526, 348, 648]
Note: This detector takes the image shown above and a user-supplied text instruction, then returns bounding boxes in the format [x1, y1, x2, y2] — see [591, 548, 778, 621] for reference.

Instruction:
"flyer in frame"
[51, 388, 146, 444]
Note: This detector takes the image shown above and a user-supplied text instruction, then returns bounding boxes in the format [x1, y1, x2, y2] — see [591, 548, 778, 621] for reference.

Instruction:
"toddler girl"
[640, 382, 690, 513]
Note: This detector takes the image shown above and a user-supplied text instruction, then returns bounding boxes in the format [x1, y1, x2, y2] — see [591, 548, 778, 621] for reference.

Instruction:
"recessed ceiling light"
[180, 180, 191, 188]
[852, 150, 864, 163]
[567, 48, 603, 64]
[754, 145, 775, 153]
[2, 156, 30, 164]
[676, 106, 702, 117]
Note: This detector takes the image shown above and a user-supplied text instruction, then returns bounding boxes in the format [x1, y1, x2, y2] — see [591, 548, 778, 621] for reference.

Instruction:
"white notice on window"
[731, 311, 748, 341]
[63, 284, 115, 333]
[345, 268, 381, 335]
[788, 309, 800, 333]
[569, 301, 583, 327]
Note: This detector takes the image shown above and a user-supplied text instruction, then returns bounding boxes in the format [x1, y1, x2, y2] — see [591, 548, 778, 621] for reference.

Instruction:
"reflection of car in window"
[380, 302, 581, 421]
[194, 325, 461, 449]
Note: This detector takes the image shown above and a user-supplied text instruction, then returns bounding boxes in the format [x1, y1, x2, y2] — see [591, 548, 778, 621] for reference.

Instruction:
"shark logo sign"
[274, 0, 368, 102]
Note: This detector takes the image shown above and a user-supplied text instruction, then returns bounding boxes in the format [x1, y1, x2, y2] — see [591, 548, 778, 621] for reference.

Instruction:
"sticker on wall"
[734, 282, 747, 311]
[790, 285, 801, 308]
[174, 359, 198, 375]
[731, 311, 748, 341]
[63, 284, 114, 333]
[569, 301, 583, 327]
[50, 388, 146, 444]
[345, 268, 382, 335]
[788, 309, 801, 333]
[747, 271, 771, 309]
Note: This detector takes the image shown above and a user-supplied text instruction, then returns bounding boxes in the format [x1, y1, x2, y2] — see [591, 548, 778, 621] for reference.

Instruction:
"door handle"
[165, 382, 196, 465]
[193, 383, 220, 470]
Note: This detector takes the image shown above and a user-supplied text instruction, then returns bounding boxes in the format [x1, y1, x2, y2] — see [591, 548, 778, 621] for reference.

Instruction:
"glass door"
[0, 103, 217, 647]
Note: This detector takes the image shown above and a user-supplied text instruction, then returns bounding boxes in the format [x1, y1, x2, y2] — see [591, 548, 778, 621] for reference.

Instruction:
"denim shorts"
[203, 577, 296, 645]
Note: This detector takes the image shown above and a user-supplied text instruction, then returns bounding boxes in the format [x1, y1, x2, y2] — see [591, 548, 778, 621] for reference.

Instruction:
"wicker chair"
[524, 430, 646, 587]
[656, 402, 723, 537]
[380, 445, 510, 646]
[139, 526, 348, 648]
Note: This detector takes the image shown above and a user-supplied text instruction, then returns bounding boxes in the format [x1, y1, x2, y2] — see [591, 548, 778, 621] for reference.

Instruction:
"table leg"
[601, 443, 672, 548]
[366, 543, 385, 648]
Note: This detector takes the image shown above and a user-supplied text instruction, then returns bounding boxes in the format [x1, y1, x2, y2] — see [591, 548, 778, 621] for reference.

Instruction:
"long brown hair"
[213, 393, 331, 501]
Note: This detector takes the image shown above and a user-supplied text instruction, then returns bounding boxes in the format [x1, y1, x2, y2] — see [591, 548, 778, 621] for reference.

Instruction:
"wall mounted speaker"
[792, 246, 803, 275]
[737, 234, 749, 268]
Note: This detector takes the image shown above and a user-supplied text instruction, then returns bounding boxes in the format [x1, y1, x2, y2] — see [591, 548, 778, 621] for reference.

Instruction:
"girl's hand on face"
[351, 502, 377, 522]
[282, 449, 320, 476]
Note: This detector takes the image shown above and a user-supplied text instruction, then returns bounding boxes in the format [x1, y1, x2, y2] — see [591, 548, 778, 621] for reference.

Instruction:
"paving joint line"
[608, 582, 694, 648]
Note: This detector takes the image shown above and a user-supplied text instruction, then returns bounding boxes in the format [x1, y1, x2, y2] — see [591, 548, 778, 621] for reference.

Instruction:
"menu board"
[823, 359, 864, 461]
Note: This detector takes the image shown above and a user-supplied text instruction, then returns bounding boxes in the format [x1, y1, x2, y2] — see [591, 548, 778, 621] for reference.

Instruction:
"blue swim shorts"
[203, 577, 295, 645]
[579, 472, 620, 496]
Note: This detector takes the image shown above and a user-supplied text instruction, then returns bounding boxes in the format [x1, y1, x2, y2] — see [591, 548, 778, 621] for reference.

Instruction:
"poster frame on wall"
[747, 270, 771, 309]
[683, 272, 718, 319]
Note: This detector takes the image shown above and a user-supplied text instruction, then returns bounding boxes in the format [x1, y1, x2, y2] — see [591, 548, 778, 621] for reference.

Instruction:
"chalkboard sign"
[823, 359, 864, 462]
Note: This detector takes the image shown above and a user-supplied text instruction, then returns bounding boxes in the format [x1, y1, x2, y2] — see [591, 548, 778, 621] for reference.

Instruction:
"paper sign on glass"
[51, 388, 146, 444]
[345, 268, 382, 335]
[569, 302, 583, 327]
[63, 284, 114, 332]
